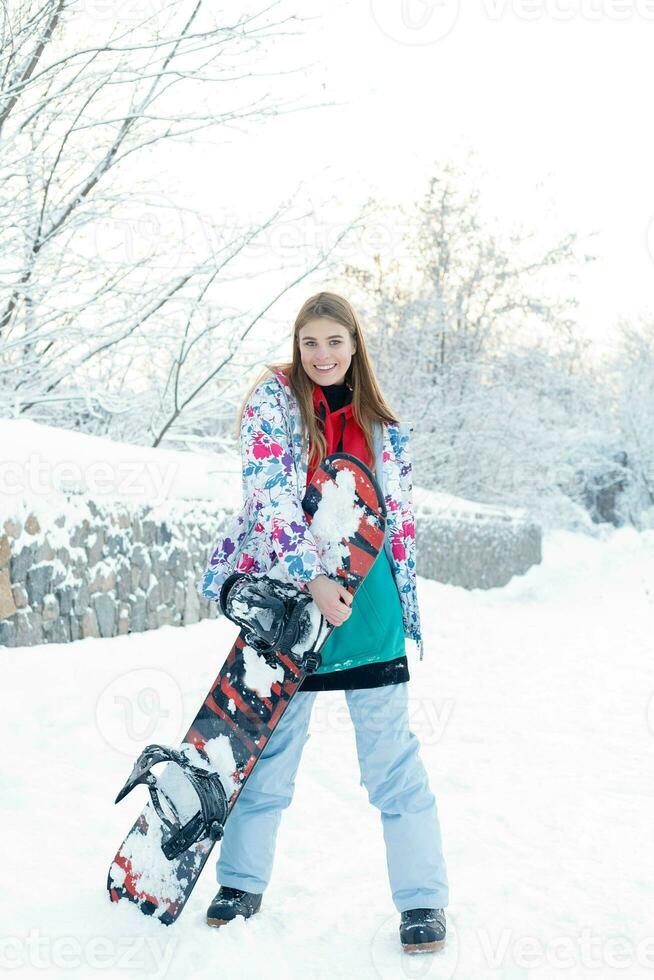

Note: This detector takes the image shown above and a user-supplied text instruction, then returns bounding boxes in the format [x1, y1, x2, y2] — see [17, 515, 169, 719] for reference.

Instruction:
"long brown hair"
[235, 291, 399, 473]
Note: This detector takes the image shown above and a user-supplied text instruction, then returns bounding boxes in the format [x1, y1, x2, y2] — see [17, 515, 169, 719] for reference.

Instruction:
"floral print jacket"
[199, 368, 424, 659]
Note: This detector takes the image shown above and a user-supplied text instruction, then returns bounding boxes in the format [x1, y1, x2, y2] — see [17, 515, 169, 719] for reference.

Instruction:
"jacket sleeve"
[388, 422, 424, 659]
[400, 443, 424, 659]
[240, 378, 331, 591]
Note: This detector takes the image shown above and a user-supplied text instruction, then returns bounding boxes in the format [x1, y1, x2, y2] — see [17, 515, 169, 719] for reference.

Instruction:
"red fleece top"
[305, 383, 372, 490]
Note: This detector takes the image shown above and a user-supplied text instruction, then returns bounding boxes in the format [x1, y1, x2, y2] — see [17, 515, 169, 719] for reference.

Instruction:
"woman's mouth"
[314, 364, 337, 373]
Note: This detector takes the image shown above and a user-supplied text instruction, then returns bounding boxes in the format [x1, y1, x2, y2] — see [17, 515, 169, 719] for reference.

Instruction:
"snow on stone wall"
[0, 495, 226, 648]
[414, 489, 542, 589]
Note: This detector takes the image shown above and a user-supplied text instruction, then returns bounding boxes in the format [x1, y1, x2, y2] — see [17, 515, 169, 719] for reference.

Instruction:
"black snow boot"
[399, 907, 446, 953]
[206, 886, 263, 927]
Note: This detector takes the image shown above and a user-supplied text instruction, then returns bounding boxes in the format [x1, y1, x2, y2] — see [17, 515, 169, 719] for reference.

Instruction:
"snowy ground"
[1, 527, 653, 980]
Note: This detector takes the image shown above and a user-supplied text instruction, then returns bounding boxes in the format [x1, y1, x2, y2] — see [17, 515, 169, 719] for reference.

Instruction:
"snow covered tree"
[340, 156, 610, 526]
[0, 0, 350, 447]
[605, 315, 654, 527]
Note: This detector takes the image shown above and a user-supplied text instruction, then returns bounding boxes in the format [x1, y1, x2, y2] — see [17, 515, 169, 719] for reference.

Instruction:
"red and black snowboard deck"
[107, 453, 386, 924]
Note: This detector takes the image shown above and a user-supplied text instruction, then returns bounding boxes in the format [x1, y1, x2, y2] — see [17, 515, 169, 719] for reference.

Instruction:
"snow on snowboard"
[107, 453, 387, 925]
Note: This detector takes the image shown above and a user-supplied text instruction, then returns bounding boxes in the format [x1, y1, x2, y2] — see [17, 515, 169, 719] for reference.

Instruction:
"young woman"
[201, 292, 449, 953]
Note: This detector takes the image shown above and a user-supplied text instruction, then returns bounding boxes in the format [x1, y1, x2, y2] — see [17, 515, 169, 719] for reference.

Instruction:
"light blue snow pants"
[215, 681, 449, 913]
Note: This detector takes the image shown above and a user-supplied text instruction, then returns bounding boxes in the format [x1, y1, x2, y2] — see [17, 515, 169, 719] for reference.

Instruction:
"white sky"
[110, 0, 654, 361]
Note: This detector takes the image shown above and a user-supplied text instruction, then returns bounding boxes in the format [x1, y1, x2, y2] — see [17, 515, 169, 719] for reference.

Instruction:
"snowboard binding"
[219, 570, 330, 674]
[115, 744, 229, 860]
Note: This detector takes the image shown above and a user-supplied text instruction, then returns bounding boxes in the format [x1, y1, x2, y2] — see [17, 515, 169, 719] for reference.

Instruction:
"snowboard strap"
[219, 571, 328, 673]
[114, 744, 229, 860]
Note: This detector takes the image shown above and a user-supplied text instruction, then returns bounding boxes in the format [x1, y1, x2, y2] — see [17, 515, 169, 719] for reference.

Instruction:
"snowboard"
[107, 452, 387, 925]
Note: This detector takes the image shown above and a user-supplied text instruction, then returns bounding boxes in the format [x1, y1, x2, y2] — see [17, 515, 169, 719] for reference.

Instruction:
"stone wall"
[0, 499, 221, 648]
[0, 496, 542, 648]
[415, 508, 542, 589]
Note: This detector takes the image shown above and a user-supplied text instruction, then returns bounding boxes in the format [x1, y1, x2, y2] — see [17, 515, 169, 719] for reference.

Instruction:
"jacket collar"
[273, 367, 386, 498]
[312, 378, 352, 408]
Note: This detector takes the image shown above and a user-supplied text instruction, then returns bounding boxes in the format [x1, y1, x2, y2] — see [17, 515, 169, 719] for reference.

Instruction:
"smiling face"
[297, 317, 357, 386]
